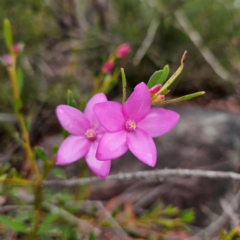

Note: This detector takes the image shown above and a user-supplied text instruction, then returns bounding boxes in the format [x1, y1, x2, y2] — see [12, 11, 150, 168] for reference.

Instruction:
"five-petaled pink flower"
[56, 93, 111, 178]
[94, 82, 179, 167]
[116, 43, 131, 58]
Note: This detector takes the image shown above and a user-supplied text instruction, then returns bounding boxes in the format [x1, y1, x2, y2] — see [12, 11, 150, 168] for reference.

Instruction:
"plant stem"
[7, 55, 39, 176]
[4, 178, 33, 186]
[28, 180, 43, 240]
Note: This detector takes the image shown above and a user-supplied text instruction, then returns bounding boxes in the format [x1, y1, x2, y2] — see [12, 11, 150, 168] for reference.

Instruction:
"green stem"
[159, 50, 187, 94]
[7, 56, 39, 176]
[120, 68, 127, 104]
[28, 181, 42, 240]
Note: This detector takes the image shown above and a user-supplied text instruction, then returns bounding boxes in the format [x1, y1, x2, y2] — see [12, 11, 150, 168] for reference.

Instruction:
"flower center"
[125, 119, 137, 132]
[85, 128, 97, 141]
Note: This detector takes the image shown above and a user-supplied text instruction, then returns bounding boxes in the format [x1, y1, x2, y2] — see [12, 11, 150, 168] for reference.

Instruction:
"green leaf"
[34, 146, 48, 162]
[88, 231, 97, 240]
[13, 98, 22, 112]
[180, 209, 195, 223]
[0, 215, 27, 233]
[67, 90, 77, 108]
[39, 234, 52, 240]
[39, 213, 58, 233]
[147, 65, 169, 88]
[120, 68, 127, 103]
[161, 91, 205, 105]
[25, 118, 31, 132]
[52, 145, 59, 155]
[79, 99, 86, 111]
[161, 205, 179, 216]
[0, 174, 7, 181]
[51, 168, 66, 179]
[16, 68, 24, 94]
[15, 211, 34, 223]
[3, 19, 13, 49]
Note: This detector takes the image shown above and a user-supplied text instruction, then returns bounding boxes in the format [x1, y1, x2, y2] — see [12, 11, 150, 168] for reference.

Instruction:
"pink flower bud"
[0, 54, 13, 66]
[13, 45, 20, 53]
[149, 84, 162, 94]
[116, 43, 131, 58]
[159, 95, 165, 101]
[13, 43, 24, 53]
[102, 61, 114, 74]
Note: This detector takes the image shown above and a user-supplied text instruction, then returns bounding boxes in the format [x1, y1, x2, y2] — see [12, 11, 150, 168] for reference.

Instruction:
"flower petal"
[56, 105, 90, 135]
[127, 129, 156, 167]
[56, 135, 90, 165]
[96, 131, 128, 160]
[123, 82, 151, 122]
[94, 102, 125, 132]
[85, 141, 111, 178]
[137, 108, 179, 137]
[84, 93, 108, 126]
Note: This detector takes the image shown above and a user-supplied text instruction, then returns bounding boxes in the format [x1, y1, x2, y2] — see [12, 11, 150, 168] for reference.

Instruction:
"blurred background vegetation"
[0, 0, 240, 148]
[1, 0, 240, 101]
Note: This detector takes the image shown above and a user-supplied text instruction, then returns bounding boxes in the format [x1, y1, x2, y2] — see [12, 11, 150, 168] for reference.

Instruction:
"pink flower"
[102, 61, 114, 74]
[0, 54, 13, 66]
[94, 82, 179, 167]
[116, 43, 131, 58]
[56, 93, 111, 178]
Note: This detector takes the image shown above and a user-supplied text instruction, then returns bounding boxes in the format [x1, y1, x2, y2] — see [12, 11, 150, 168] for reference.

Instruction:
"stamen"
[125, 120, 137, 132]
[85, 128, 97, 141]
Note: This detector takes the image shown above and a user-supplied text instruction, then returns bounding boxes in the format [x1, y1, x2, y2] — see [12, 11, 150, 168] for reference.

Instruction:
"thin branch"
[220, 199, 239, 228]
[0, 205, 32, 213]
[192, 189, 240, 239]
[43, 168, 240, 187]
[94, 201, 130, 239]
[174, 9, 230, 81]
[133, 17, 160, 66]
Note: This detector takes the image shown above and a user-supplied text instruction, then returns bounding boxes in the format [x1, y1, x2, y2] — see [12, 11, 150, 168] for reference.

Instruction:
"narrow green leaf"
[89, 231, 97, 240]
[39, 234, 52, 240]
[161, 91, 205, 105]
[3, 19, 13, 49]
[13, 99, 22, 112]
[160, 51, 187, 94]
[25, 118, 31, 132]
[120, 68, 127, 103]
[39, 214, 58, 233]
[0, 215, 27, 233]
[160, 205, 179, 216]
[51, 168, 66, 179]
[180, 209, 195, 223]
[52, 145, 59, 155]
[79, 99, 86, 111]
[34, 146, 48, 162]
[15, 211, 34, 223]
[147, 65, 169, 88]
[67, 90, 77, 108]
[16, 68, 24, 94]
